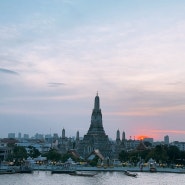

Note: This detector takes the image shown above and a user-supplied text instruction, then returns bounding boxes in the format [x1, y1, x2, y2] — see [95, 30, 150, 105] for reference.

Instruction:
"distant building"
[62, 128, 65, 139]
[75, 131, 79, 142]
[35, 133, 44, 140]
[53, 133, 59, 140]
[164, 135, 169, 145]
[143, 138, 154, 144]
[0, 139, 15, 160]
[45, 134, 52, 143]
[8, 133, 15, 139]
[125, 139, 140, 151]
[18, 132, 21, 139]
[0, 146, 12, 161]
[171, 141, 185, 151]
[23, 134, 29, 139]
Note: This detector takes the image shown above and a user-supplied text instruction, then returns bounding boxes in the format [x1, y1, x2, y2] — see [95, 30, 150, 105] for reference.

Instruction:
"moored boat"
[124, 170, 137, 177]
[69, 171, 97, 177]
[19, 166, 33, 173]
[51, 169, 76, 174]
[0, 168, 16, 175]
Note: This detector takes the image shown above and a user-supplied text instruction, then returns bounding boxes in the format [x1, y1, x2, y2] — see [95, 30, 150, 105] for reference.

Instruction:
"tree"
[13, 146, 27, 165]
[179, 151, 185, 165]
[128, 151, 140, 166]
[44, 149, 62, 161]
[139, 150, 151, 161]
[144, 141, 152, 147]
[119, 150, 129, 162]
[61, 153, 76, 163]
[28, 146, 41, 158]
[146, 145, 168, 163]
[167, 146, 180, 163]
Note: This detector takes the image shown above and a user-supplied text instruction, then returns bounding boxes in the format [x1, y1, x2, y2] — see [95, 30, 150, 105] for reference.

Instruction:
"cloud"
[152, 129, 185, 135]
[0, 68, 19, 75]
[48, 82, 66, 87]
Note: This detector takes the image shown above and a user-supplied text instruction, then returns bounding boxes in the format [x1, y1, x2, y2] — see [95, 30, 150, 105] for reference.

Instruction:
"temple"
[77, 93, 112, 158]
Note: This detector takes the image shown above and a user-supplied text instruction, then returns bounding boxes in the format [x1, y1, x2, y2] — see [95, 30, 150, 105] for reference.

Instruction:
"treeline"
[6, 146, 81, 165]
[6, 145, 185, 166]
[119, 145, 185, 165]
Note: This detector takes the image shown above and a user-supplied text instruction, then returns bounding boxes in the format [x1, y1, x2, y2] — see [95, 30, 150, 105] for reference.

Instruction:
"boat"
[51, 169, 76, 174]
[51, 164, 76, 174]
[69, 171, 97, 177]
[0, 168, 16, 175]
[18, 166, 33, 173]
[51, 159, 77, 174]
[124, 170, 137, 177]
[0, 170, 16, 175]
[0, 164, 17, 175]
[150, 167, 157, 172]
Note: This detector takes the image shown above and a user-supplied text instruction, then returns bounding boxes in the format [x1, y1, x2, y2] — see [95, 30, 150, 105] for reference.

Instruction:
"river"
[0, 171, 185, 185]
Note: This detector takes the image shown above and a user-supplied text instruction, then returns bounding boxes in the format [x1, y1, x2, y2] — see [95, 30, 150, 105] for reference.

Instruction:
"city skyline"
[1, 1, 185, 141]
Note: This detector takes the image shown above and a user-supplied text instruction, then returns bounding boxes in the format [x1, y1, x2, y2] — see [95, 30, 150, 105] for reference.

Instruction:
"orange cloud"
[152, 129, 185, 134]
[136, 135, 149, 140]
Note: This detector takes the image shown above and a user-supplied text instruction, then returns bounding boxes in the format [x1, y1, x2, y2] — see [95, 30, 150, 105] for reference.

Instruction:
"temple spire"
[88, 93, 105, 135]
[94, 92, 100, 110]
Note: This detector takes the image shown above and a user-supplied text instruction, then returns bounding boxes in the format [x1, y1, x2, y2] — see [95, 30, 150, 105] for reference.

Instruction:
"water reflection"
[0, 171, 185, 185]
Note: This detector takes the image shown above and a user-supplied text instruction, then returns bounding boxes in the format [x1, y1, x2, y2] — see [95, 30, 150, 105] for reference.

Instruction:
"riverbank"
[33, 165, 185, 174]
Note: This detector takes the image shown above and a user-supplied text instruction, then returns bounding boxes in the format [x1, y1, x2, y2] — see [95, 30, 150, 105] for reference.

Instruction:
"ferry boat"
[124, 170, 137, 177]
[69, 171, 97, 177]
[0, 169, 16, 175]
[0, 165, 16, 175]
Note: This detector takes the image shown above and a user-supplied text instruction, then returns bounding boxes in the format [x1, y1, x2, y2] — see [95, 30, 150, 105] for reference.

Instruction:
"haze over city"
[1, 0, 185, 141]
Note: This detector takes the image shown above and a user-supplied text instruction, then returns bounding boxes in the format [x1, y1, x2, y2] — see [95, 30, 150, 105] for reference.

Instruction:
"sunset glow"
[136, 136, 149, 141]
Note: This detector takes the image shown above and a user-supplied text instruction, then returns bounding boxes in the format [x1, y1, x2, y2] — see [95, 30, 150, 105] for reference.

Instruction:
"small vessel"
[0, 169, 16, 175]
[51, 169, 76, 174]
[19, 166, 33, 173]
[69, 171, 97, 177]
[124, 170, 137, 177]
[51, 158, 77, 174]
[0, 164, 17, 175]
[150, 167, 157, 172]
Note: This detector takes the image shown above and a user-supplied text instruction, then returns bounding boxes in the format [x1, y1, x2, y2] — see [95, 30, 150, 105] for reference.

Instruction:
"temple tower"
[77, 93, 112, 158]
[122, 131, 126, 141]
[116, 129, 121, 144]
[87, 92, 105, 135]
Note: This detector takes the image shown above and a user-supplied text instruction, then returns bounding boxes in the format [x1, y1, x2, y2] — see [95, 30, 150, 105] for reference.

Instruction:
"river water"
[0, 171, 185, 185]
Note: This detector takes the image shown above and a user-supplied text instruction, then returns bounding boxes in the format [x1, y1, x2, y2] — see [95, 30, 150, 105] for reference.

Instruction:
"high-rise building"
[62, 128, 65, 139]
[76, 131, 79, 141]
[77, 93, 112, 158]
[18, 132, 21, 139]
[23, 134, 29, 139]
[8, 133, 15, 139]
[53, 133, 59, 140]
[164, 135, 169, 145]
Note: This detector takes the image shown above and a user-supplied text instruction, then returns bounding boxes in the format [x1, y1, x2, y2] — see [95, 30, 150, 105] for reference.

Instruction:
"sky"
[1, 0, 185, 142]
